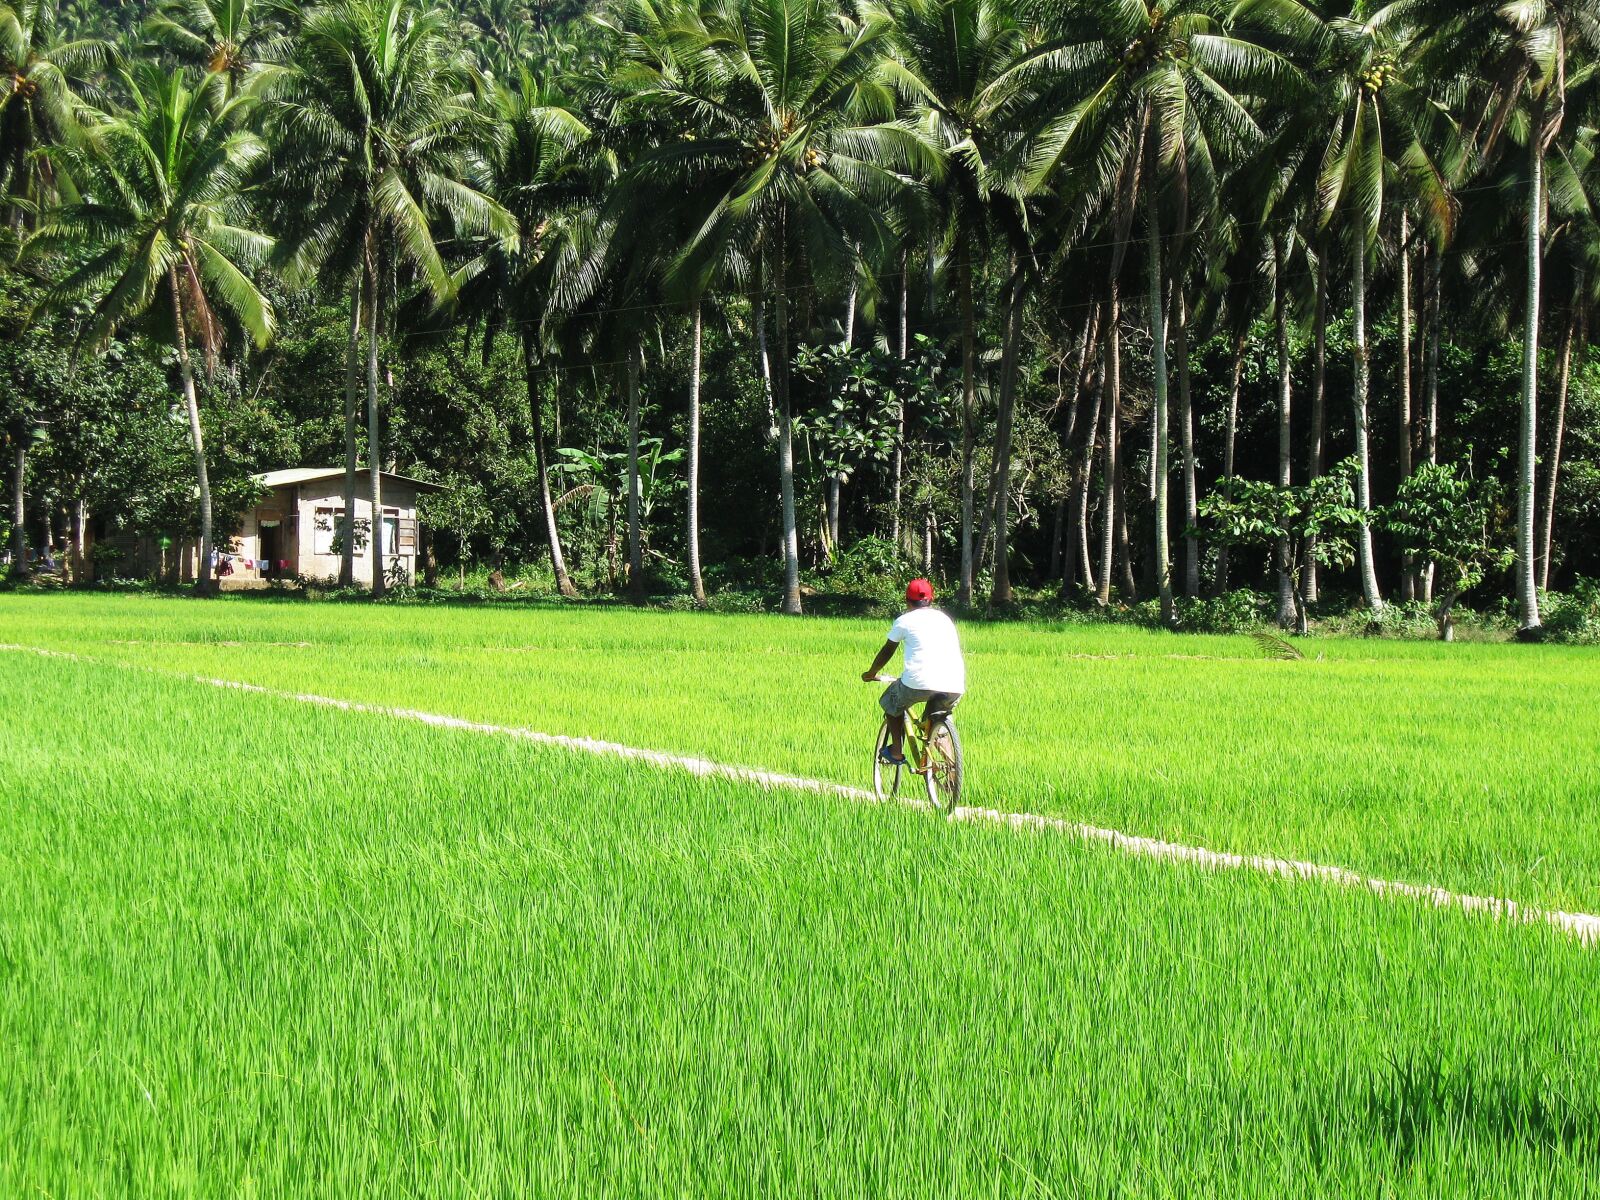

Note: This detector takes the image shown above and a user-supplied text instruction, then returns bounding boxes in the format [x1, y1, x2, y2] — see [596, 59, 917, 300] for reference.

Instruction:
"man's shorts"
[880, 678, 962, 720]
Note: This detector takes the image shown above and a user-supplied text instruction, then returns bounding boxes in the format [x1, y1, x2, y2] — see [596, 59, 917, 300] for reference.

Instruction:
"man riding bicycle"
[862, 578, 966, 766]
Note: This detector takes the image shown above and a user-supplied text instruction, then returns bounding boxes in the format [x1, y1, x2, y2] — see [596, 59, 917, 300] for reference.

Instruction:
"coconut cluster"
[1362, 58, 1398, 95]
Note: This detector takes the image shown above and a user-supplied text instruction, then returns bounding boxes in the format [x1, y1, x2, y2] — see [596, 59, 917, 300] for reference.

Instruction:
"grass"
[3, 591, 1599, 910]
[4, 646, 1599, 1197]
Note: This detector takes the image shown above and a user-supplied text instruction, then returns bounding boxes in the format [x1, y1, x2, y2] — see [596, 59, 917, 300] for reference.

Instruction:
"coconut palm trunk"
[1072, 343, 1104, 596]
[1539, 296, 1578, 590]
[1275, 238, 1295, 627]
[1398, 212, 1415, 602]
[772, 233, 802, 616]
[957, 245, 977, 607]
[626, 346, 644, 605]
[1056, 305, 1095, 591]
[1422, 248, 1442, 602]
[1215, 334, 1245, 594]
[1145, 194, 1173, 626]
[1305, 249, 1328, 604]
[826, 278, 858, 554]
[1351, 233, 1383, 612]
[1097, 287, 1120, 607]
[990, 267, 1025, 607]
[8, 436, 26, 581]
[891, 252, 908, 553]
[341, 277, 361, 587]
[1517, 110, 1544, 631]
[364, 254, 385, 598]
[524, 331, 576, 599]
[169, 267, 215, 597]
[1176, 296, 1198, 599]
[687, 300, 706, 605]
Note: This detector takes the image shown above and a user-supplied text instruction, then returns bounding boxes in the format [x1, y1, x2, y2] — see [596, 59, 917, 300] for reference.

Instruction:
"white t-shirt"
[889, 606, 966, 693]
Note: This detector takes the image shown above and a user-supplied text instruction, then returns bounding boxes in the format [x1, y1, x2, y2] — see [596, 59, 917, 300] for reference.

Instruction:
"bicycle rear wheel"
[872, 719, 910, 800]
[922, 717, 963, 813]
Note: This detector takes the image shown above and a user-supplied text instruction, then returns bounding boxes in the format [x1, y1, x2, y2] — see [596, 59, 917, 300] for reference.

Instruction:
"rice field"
[4, 593, 1600, 1196]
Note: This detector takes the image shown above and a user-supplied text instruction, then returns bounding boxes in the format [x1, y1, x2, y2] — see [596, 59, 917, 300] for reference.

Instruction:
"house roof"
[253, 468, 447, 493]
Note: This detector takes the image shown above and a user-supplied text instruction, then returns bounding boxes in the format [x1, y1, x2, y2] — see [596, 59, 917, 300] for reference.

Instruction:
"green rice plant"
[3, 592, 1600, 911]
[3, 650, 1599, 1197]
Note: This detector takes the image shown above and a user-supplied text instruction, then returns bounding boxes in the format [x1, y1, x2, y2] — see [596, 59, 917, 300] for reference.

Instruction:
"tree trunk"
[773, 228, 803, 615]
[990, 266, 1025, 608]
[1275, 237, 1295, 628]
[341, 277, 361, 588]
[754, 264, 777, 441]
[1145, 192, 1173, 625]
[687, 300, 707, 605]
[8, 436, 25, 580]
[892, 251, 909, 553]
[1399, 211, 1416, 603]
[1539, 295, 1578, 590]
[626, 346, 644, 605]
[169, 267, 214, 598]
[1215, 334, 1245, 594]
[1176, 293, 1198, 599]
[525, 332, 576, 599]
[1049, 497, 1066, 583]
[1517, 106, 1544, 631]
[1424, 251, 1441, 467]
[1073, 325, 1105, 596]
[1437, 590, 1460, 643]
[1056, 306, 1095, 591]
[1351, 233, 1383, 612]
[957, 245, 978, 607]
[826, 277, 858, 555]
[1115, 436, 1137, 601]
[1097, 288, 1120, 606]
[1422, 245, 1442, 602]
[69, 497, 85, 583]
[1305, 246, 1329, 604]
[363, 252, 386, 598]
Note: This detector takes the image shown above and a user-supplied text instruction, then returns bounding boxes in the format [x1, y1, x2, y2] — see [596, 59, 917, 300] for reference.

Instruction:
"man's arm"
[861, 639, 899, 683]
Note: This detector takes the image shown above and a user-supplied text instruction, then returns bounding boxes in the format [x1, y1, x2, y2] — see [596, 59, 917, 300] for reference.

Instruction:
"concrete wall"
[292, 478, 420, 585]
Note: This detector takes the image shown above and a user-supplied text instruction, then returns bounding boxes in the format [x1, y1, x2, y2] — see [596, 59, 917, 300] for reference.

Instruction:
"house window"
[382, 509, 400, 555]
[313, 508, 343, 556]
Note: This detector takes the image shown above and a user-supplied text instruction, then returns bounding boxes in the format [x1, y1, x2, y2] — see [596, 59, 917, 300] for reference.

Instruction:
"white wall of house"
[294, 478, 420, 585]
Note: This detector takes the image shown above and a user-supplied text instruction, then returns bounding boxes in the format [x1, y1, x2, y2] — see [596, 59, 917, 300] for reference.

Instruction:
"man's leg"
[887, 713, 905, 757]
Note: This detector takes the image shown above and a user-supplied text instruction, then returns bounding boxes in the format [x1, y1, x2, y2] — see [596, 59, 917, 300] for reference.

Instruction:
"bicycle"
[870, 674, 963, 813]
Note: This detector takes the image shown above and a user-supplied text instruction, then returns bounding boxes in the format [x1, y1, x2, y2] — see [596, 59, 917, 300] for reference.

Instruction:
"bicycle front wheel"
[872, 719, 911, 801]
[922, 718, 963, 813]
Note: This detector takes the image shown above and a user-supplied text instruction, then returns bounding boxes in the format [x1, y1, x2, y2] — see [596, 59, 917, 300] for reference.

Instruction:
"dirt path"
[6, 641, 1597, 946]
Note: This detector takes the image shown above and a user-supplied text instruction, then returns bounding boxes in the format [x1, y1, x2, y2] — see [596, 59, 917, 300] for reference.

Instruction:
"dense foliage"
[4, 0, 1600, 631]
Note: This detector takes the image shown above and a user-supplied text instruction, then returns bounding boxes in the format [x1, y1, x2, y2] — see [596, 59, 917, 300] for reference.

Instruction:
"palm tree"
[32, 64, 274, 596]
[876, 0, 1026, 606]
[456, 67, 591, 598]
[601, 0, 724, 604]
[1395, 0, 1600, 629]
[145, 0, 288, 95]
[616, 0, 919, 614]
[1314, 4, 1455, 614]
[1008, 0, 1299, 624]
[0, 0, 114, 225]
[268, 0, 511, 596]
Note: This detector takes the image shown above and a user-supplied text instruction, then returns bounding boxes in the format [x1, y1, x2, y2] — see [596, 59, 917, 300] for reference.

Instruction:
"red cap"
[906, 578, 934, 604]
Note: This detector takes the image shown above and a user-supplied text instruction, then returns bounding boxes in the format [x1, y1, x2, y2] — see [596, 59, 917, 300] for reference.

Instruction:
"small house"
[227, 468, 444, 586]
[95, 467, 444, 586]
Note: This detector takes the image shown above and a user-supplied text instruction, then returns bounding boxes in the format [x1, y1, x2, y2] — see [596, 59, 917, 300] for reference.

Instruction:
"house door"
[260, 524, 280, 578]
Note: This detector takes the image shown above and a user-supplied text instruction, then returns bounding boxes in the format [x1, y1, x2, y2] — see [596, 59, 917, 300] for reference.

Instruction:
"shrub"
[1542, 579, 1600, 645]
